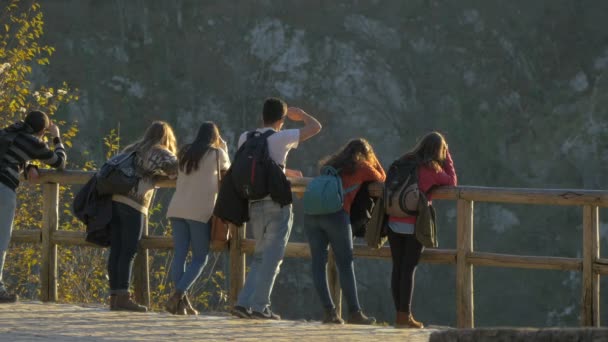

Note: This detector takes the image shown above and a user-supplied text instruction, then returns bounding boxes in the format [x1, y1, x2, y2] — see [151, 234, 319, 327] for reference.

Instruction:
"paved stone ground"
[0, 302, 436, 341]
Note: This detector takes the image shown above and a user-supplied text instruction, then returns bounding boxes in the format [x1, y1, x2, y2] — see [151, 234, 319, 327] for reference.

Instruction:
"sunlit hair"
[319, 138, 378, 175]
[401, 131, 447, 172]
[123, 121, 177, 156]
[178, 122, 221, 175]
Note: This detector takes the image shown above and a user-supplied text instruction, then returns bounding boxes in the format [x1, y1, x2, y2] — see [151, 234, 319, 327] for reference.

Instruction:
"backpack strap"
[246, 130, 276, 140]
[344, 183, 360, 194]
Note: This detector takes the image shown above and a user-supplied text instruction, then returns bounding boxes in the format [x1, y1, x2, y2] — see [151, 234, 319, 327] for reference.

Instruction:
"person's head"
[25, 111, 50, 136]
[178, 122, 221, 175]
[403, 131, 448, 171]
[320, 138, 378, 175]
[124, 121, 177, 155]
[262, 97, 287, 129]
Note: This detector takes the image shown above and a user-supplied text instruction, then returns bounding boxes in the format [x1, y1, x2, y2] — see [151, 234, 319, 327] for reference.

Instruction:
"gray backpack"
[95, 152, 139, 195]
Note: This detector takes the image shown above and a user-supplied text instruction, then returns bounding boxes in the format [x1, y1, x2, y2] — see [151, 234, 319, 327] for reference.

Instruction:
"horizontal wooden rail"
[468, 252, 582, 271]
[31, 170, 608, 207]
[11, 230, 41, 244]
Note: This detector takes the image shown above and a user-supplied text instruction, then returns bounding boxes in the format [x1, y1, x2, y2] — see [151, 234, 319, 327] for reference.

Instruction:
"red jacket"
[341, 161, 386, 214]
[389, 150, 457, 224]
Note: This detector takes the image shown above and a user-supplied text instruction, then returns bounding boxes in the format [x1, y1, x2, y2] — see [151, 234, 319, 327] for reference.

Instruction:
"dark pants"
[387, 228, 423, 313]
[108, 202, 144, 294]
[305, 210, 361, 313]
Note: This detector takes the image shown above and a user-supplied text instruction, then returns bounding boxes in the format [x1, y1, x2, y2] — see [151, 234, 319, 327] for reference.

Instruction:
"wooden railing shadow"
[11, 169, 608, 328]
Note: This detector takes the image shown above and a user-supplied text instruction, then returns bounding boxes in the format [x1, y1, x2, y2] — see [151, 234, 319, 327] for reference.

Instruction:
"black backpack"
[230, 130, 276, 200]
[384, 158, 419, 217]
[95, 151, 140, 195]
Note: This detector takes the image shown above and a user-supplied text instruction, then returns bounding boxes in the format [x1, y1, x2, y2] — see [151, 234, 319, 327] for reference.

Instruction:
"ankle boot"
[395, 311, 424, 329]
[165, 291, 184, 315]
[114, 293, 148, 312]
[322, 307, 344, 324]
[183, 294, 199, 315]
[109, 294, 117, 310]
[0, 288, 18, 303]
[347, 310, 376, 325]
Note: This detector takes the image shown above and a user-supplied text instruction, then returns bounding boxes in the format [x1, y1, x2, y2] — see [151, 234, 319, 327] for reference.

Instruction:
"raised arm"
[431, 149, 457, 186]
[30, 123, 67, 170]
[286, 107, 322, 143]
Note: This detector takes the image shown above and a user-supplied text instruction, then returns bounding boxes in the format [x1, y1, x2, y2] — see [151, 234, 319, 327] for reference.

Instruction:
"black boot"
[322, 307, 344, 324]
[347, 310, 376, 325]
[0, 288, 18, 304]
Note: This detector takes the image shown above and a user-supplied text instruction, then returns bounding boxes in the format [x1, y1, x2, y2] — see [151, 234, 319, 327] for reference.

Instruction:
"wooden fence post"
[581, 205, 600, 326]
[456, 199, 474, 328]
[229, 224, 246, 305]
[41, 183, 59, 302]
[133, 216, 151, 307]
[327, 248, 342, 317]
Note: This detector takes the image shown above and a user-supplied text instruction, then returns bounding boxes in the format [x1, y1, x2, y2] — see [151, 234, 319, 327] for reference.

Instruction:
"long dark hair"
[401, 131, 447, 172]
[319, 138, 378, 175]
[178, 122, 221, 175]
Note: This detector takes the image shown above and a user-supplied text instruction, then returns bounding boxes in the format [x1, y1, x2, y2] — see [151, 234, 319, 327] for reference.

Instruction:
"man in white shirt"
[232, 98, 321, 320]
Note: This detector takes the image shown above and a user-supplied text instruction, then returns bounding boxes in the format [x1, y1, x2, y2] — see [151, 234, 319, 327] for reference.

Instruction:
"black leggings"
[388, 228, 423, 313]
[108, 202, 144, 292]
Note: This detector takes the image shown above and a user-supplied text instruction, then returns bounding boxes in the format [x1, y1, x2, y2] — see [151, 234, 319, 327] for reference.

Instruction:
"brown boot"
[395, 311, 424, 329]
[109, 294, 117, 310]
[114, 293, 148, 312]
[183, 294, 199, 315]
[165, 291, 185, 315]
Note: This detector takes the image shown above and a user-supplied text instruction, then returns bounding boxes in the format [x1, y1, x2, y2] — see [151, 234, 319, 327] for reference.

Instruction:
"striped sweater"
[0, 131, 67, 191]
[112, 146, 178, 214]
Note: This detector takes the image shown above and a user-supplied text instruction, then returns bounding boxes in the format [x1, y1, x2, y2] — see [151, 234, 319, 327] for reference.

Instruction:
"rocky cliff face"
[36, 0, 608, 326]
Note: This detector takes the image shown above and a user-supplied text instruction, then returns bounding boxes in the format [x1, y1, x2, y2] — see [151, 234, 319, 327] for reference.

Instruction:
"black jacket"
[350, 182, 376, 238]
[213, 168, 249, 225]
[73, 175, 113, 247]
[213, 163, 292, 226]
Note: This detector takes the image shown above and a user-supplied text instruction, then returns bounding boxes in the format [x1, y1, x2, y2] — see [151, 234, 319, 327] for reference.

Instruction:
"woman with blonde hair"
[108, 121, 178, 312]
[305, 138, 386, 325]
[165, 122, 230, 315]
[388, 131, 457, 328]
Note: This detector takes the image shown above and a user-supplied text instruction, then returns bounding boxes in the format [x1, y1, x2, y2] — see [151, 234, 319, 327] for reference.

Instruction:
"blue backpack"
[303, 166, 359, 215]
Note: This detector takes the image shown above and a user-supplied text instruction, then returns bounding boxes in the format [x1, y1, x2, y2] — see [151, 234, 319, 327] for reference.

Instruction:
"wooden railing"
[11, 170, 607, 328]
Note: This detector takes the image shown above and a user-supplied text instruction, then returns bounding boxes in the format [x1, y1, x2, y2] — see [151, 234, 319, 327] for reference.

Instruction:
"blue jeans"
[0, 183, 16, 292]
[305, 210, 362, 313]
[237, 201, 293, 313]
[108, 202, 144, 294]
[170, 218, 210, 293]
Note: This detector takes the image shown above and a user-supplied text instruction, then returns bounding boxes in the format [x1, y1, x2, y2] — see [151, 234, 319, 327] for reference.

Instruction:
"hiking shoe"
[113, 293, 148, 312]
[347, 310, 376, 325]
[0, 289, 18, 303]
[251, 307, 281, 320]
[231, 305, 252, 319]
[322, 307, 344, 324]
[165, 291, 184, 315]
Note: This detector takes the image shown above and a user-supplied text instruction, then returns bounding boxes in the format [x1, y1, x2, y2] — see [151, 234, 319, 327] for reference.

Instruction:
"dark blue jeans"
[305, 210, 361, 313]
[108, 202, 144, 294]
